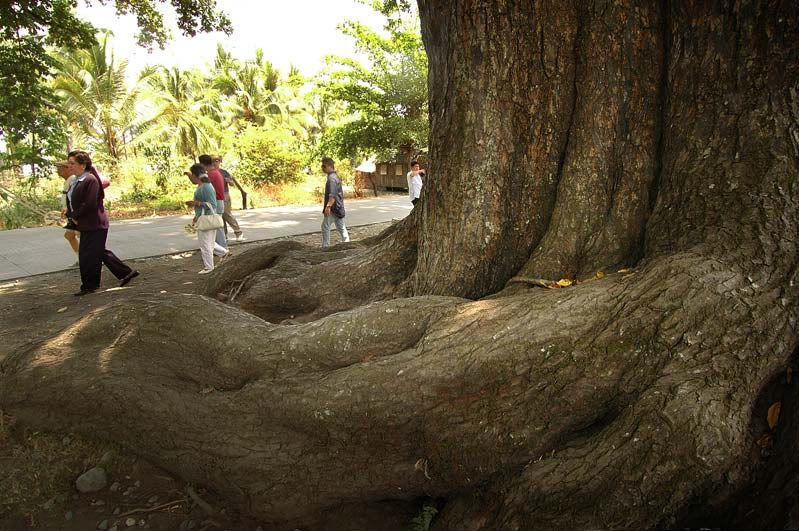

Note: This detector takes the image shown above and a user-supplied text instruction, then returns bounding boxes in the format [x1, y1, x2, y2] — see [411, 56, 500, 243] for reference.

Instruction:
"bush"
[232, 126, 304, 186]
[0, 178, 62, 229]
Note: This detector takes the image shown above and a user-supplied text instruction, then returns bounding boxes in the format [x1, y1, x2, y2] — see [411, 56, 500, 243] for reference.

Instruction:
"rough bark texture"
[2, 0, 799, 530]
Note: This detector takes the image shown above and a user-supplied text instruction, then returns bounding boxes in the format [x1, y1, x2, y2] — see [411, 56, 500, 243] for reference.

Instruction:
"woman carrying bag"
[185, 163, 226, 274]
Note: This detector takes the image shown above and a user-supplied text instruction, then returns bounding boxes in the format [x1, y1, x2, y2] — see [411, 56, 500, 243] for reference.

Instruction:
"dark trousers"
[78, 229, 132, 290]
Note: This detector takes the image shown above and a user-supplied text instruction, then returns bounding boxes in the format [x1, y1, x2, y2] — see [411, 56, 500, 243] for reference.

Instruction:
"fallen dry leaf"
[617, 268, 633, 274]
[767, 402, 781, 430]
[595, 271, 605, 279]
[755, 433, 773, 448]
[557, 278, 573, 287]
[56, 306, 68, 313]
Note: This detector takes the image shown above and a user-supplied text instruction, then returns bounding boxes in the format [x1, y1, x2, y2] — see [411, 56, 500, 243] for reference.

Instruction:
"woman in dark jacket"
[66, 151, 139, 296]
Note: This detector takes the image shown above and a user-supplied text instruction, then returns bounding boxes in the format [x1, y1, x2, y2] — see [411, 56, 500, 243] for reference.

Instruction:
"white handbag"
[196, 202, 223, 231]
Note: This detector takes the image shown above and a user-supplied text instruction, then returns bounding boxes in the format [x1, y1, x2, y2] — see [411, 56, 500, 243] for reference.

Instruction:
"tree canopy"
[0, 0, 229, 169]
[319, 8, 427, 162]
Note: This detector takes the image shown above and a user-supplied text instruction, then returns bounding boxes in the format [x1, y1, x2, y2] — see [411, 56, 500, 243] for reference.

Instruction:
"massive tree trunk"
[2, 1, 799, 530]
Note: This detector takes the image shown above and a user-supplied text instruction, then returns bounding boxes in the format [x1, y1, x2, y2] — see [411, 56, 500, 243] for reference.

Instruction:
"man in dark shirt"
[199, 154, 229, 255]
[321, 157, 350, 249]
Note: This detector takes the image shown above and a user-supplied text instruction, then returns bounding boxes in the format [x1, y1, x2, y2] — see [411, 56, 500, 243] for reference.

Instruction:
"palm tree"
[52, 32, 143, 164]
[136, 66, 221, 158]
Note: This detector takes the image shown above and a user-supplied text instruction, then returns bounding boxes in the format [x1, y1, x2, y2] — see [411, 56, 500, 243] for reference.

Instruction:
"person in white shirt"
[407, 160, 424, 206]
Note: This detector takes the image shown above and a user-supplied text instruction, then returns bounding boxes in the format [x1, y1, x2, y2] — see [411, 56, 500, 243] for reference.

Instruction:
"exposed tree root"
[2, 250, 796, 529]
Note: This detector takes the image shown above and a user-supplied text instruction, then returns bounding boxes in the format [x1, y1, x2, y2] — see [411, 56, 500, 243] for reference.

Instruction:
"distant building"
[358, 145, 428, 193]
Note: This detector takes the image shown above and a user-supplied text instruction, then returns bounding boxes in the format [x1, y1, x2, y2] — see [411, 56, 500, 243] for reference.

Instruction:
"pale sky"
[77, 0, 387, 79]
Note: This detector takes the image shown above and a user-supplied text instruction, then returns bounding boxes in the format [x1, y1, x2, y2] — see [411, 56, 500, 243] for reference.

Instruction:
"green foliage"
[52, 32, 145, 164]
[0, 0, 95, 142]
[0, 111, 67, 177]
[137, 66, 221, 158]
[141, 145, 185, 192]
[0, 181, 61, 229]
[231, 126, 304, 186]
[0, 0, 229, 145]
[320, 7, 428, 161]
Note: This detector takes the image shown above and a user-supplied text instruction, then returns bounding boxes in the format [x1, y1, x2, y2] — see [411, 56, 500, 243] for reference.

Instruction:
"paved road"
[0, 195, 412, 281]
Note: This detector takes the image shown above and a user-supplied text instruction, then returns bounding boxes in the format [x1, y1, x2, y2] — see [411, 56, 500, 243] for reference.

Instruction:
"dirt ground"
[0, 222, 393, 531]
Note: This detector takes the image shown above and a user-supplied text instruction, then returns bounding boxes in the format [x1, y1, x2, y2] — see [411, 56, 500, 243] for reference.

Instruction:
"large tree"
[3, 1, 799, 530]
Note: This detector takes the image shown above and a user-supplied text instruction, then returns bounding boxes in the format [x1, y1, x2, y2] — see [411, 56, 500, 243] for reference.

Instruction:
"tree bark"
[2, 0, 799, 529]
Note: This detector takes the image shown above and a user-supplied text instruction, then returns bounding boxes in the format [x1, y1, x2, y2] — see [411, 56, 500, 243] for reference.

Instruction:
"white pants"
[321, 215, 349, 248]
[198, 229, 216, 270]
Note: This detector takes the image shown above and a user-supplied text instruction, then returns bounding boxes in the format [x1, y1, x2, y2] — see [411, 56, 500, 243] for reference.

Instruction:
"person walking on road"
[185, 163, 220, 274]
[320, 157, 350, 249]
[57, 160, 80, 261]
[213, 155, 245, 242]
[66, 151, 138, 296]
[199, 154, 229, 256]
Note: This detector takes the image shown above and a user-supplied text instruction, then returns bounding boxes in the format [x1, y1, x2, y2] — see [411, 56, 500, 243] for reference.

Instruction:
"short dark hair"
[410, 160, 420, 167]
[198, 154, 213, 166]
[189, 163, 207, 178]
[321, 157, 335, 167]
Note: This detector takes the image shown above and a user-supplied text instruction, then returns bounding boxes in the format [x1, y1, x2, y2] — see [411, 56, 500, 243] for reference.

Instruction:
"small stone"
[65, 511, 73, 520]
[125, 517, 137, 527]
[122, 488, 132, 496]
[133, 480, 141, 488]
[99, 450, 115, 466]
[113, 507, 120, 515]
[138, 519, 146, 526]
[42, 497, 56, 510]
[76, 467, 108, 493]
[109, 482, 120, 492]
[98, 519, 109, 530]
[147, 495, 158, 504]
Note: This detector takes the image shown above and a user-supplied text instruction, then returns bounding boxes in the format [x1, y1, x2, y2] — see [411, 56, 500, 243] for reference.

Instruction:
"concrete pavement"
[0, 195, 412, 281]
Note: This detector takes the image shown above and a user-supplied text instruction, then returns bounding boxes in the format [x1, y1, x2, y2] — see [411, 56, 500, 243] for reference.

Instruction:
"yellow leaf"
[595, 271, 605, 279]
[755, 433, 773, 448]
[557, 278, 573, 287]
[617, 268, 633, 274]
[767, 402, 781, 430]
